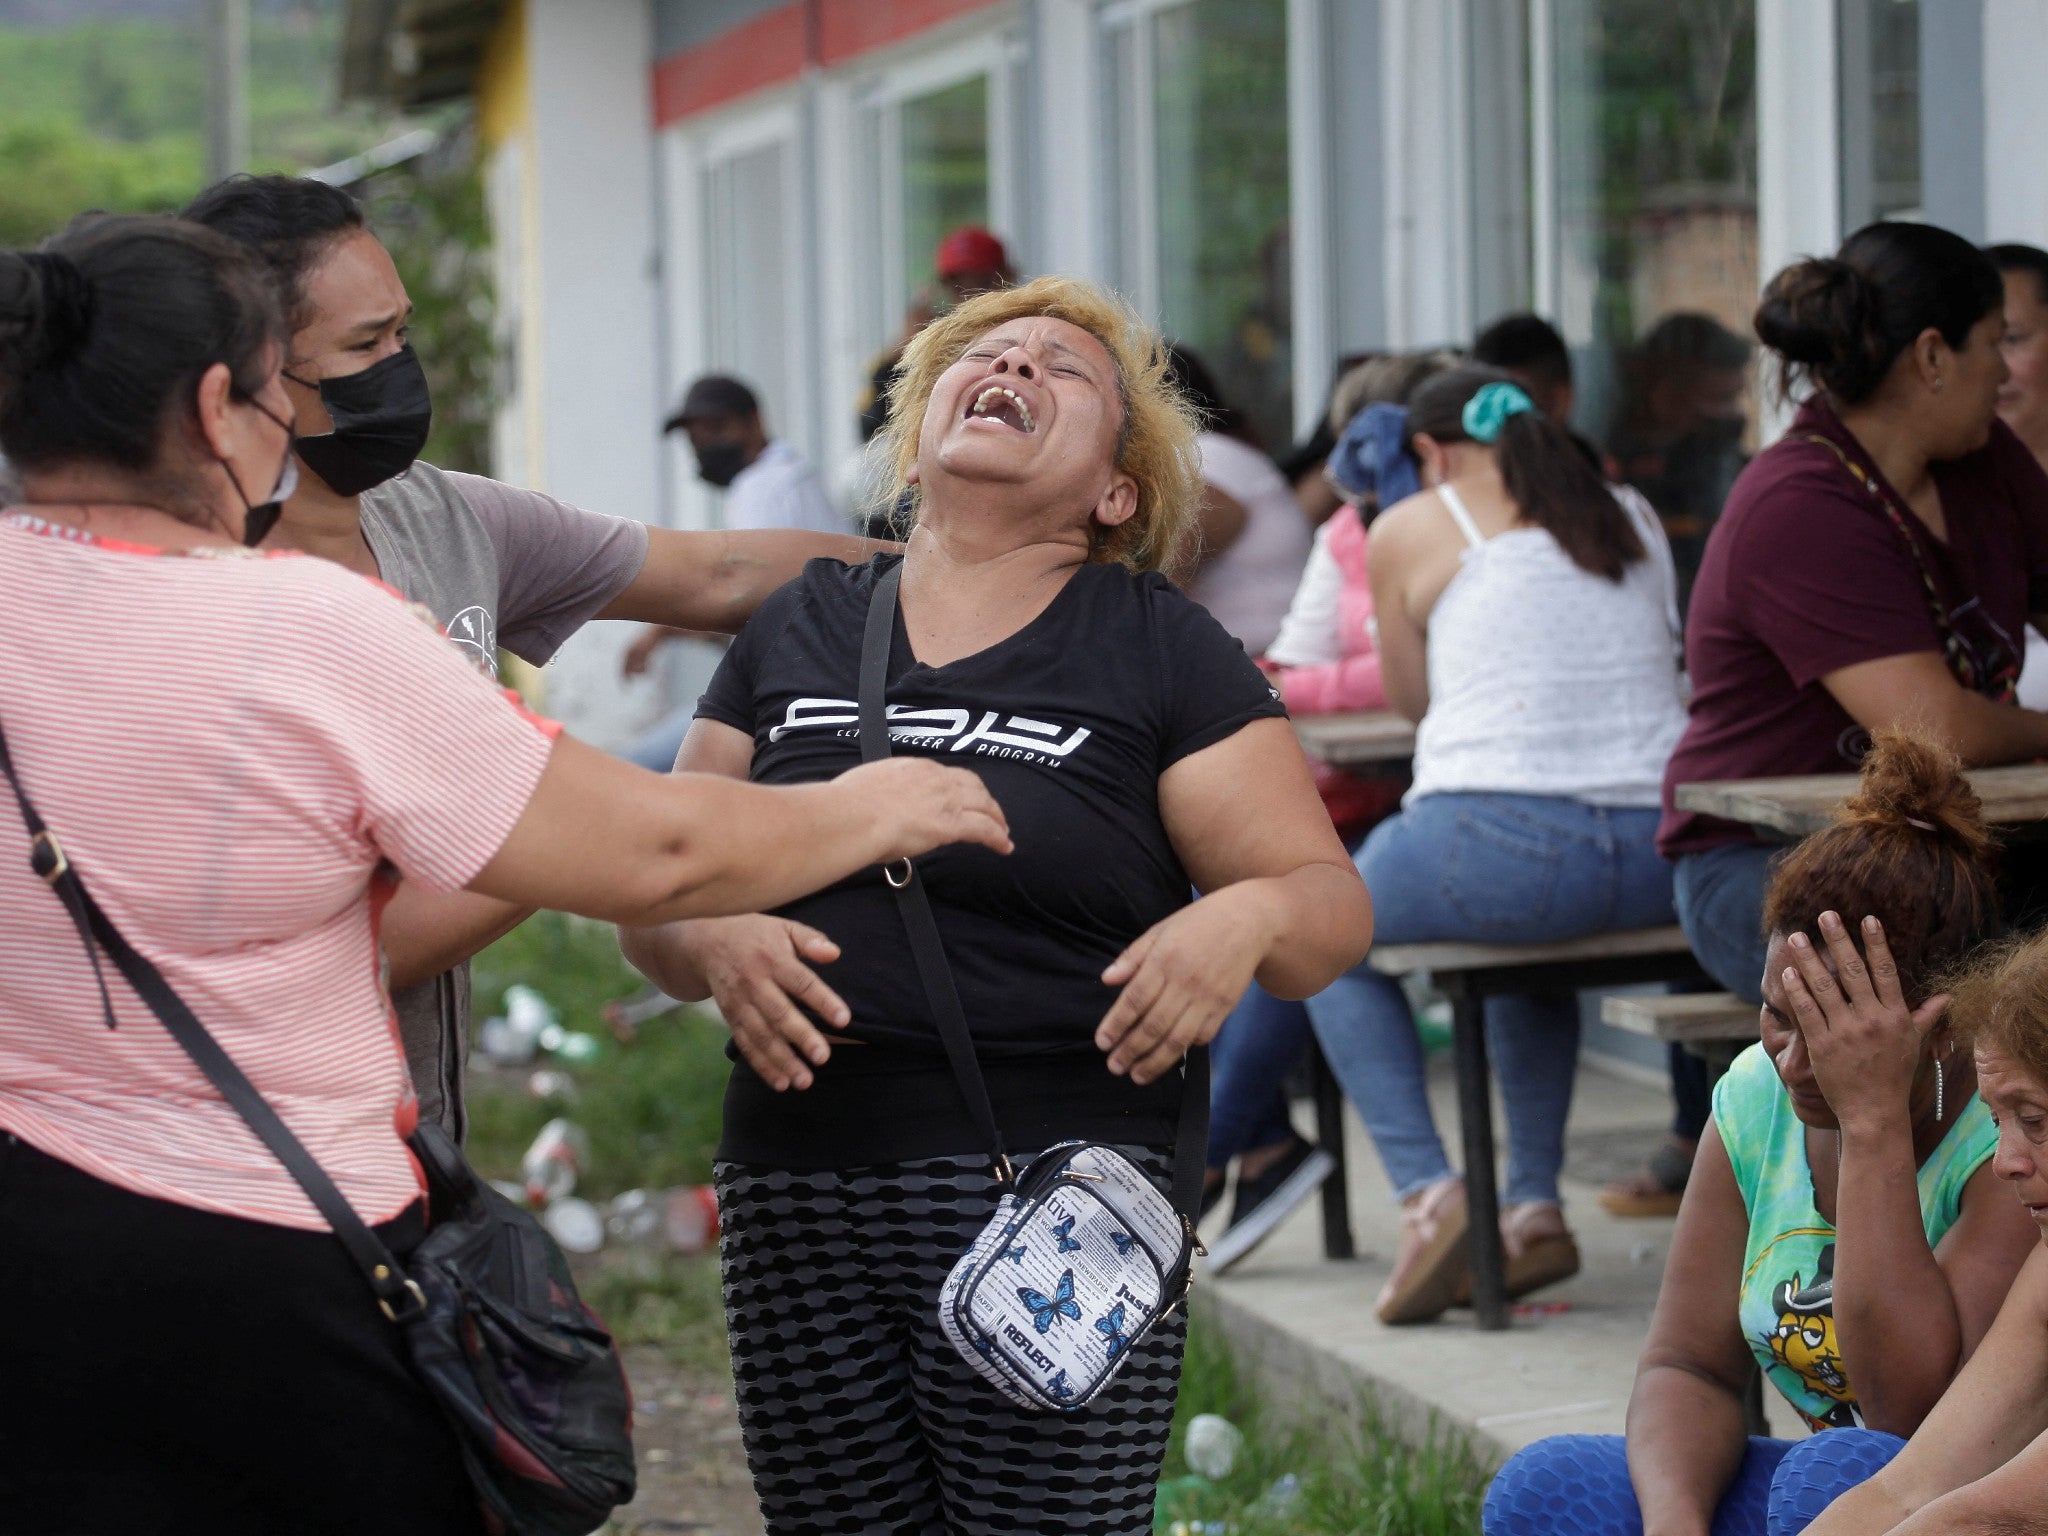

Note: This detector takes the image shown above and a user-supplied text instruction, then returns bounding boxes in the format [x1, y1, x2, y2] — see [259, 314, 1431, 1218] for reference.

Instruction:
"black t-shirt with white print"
[697, 554, 1286, 1170]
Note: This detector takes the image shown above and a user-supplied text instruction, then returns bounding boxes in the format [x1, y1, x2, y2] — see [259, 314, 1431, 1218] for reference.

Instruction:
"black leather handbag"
[0, 720, 636, 1536]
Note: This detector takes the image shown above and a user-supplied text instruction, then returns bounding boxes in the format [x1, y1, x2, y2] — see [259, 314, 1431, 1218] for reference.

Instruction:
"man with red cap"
[932, 224, 1014, 308]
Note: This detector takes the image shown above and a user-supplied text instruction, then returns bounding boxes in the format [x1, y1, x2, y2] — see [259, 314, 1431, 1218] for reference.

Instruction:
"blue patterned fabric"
[1484, 1428, 1904, 1536]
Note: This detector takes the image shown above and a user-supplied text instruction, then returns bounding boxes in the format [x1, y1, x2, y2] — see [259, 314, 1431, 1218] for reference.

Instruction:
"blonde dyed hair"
[879, 275, 1203, 572]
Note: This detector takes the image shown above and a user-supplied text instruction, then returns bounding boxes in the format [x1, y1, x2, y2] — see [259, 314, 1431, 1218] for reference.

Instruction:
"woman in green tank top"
[1485, 731, 2035, 1536]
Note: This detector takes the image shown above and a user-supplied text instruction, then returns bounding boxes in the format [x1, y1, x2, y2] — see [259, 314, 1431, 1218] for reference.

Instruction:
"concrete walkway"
[1197, 1051, 1797, 1467]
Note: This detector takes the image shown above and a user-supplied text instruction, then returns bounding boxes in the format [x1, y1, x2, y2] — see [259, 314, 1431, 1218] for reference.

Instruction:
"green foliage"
[1156, 1317, 1492, 1536]
[466, 912, 730, 1201]
[0, 2, 429, 248]
[0, 116, 199, 247]
[360, 134, 497, 473]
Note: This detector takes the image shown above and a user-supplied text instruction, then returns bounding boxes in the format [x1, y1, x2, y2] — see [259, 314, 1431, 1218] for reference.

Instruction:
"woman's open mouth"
[964, 385, 1036, 433]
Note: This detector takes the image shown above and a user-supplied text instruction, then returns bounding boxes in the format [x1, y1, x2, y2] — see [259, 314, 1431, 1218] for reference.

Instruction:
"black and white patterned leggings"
[715, 1149, 1186, 1535]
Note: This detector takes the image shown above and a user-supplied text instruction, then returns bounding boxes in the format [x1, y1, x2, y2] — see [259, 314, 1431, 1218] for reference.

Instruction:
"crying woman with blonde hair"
[622, 276, 1374, 1533]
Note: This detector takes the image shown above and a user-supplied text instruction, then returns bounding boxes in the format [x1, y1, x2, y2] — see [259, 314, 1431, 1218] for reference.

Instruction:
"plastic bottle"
[477, 984, 560, 1065]
[521, 1117, 588, 1205]
[603, 1185, 720, 1254]
[1182, 1413, 1244, 1479]
[1251, 1472, 1301, 1517]
[543, 1195, 605, 1253]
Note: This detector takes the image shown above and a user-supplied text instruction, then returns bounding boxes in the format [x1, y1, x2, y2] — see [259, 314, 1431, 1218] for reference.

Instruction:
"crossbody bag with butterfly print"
[856, 562, 1210, 1413]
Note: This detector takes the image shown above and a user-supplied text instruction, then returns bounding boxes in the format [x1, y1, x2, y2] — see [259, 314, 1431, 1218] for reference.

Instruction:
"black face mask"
[695, 441, 750, 488]
[288, 344, 433, 497]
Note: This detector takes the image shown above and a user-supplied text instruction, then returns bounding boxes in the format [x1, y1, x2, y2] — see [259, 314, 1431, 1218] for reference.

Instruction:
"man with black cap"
[667, 373, 844, 536]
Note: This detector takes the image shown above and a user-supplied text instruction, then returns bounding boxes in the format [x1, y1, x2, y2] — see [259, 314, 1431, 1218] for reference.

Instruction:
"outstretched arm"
[382, 884, 533, 991]
[468, 733, 1008, 926]
[597, 527, 892, 634]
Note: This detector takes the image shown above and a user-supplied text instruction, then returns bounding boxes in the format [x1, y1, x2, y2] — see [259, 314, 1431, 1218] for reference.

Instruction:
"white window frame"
[655, 93, 805, 533]
[844, 31, 1020, 360]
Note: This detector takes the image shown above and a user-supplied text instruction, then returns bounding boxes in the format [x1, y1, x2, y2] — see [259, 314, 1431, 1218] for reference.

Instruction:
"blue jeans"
[1306, 793, 1676, 1205]
[623, 703, 695, 774]
[1483, 1428, 1906, 1536]
[1674, 843, 1779, 1005]
[1206, 984, 1311, 1171]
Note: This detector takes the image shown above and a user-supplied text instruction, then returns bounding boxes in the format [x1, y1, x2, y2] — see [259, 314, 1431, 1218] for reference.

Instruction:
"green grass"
[1155, 1317, 1491, 1536]
[466, 913, 730, 1200]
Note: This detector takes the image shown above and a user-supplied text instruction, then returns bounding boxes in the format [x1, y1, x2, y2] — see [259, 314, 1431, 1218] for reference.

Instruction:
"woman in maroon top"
[1661, 221, 2048, 1006]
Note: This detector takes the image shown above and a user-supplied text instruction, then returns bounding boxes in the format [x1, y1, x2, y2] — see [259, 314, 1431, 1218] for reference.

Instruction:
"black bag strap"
[857, 561, 1210, 1221]
[0, 719, 424, 1324]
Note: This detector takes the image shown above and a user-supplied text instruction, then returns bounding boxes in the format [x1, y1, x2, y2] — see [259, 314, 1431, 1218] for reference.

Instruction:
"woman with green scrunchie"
[1303, 365, 1689, 1325]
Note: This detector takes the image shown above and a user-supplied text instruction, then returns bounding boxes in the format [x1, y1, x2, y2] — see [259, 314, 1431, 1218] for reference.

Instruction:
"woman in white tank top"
[1304, 368, 1687, 1325]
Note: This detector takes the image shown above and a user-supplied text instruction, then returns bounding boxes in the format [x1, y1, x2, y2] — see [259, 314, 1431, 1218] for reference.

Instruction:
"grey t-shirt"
[360, 463, 649, 1135]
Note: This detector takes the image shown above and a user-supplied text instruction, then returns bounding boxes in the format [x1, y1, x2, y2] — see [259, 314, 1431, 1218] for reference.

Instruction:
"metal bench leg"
[1449, 980, 1509, 1330]
[1310, 1039, 1355, 1259]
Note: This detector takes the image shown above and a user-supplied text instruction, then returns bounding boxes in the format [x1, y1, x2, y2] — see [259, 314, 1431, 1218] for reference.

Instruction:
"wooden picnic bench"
[1367, 926, 1708, 1329]
[1293, 709, 1417, 770]
[1675, 764, 2048, 840]
[1600, 991, 1758, 1043]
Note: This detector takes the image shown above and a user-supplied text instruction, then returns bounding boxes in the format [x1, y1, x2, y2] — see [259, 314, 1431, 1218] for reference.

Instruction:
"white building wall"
[1755, 0, 1840, 441]
[520, 0, 665, 748]
[1984, 0, 2048, 246]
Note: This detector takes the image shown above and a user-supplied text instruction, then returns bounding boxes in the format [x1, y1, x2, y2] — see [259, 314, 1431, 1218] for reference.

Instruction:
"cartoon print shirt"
[697, 553, 1286, 1169]
[1715, 1043, 1996, 1429]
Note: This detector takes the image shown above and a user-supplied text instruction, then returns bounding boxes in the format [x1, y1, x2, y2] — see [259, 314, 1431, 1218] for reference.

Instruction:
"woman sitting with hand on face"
[1485, 730, 2035, 1536]
[622, 276, 1372, 1536]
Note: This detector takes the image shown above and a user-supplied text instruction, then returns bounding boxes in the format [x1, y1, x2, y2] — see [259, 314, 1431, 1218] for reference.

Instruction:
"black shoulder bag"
[859, 562, 1209, 1413]
[0, 720, 635, 1536]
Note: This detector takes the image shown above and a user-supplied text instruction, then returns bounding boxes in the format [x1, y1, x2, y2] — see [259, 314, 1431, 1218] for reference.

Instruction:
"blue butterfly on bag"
[1018, 1269, 1082, 1334]
[1095, 1302, 1131, 1361]
[1052, 1216, 1082, 1253]
[1046, 1369, 1074, 1402]
[1110, 1230, 1137, 1256]
[1004, 1242, 1029, 1265]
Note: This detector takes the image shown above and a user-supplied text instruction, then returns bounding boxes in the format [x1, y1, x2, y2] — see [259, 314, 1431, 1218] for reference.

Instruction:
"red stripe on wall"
[651, 0, 1010, 127]
[815, 0, 1008, 67]
[650, 5, 806, 125]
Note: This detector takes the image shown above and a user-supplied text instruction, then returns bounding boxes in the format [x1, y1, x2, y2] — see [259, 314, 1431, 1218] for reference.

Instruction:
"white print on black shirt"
[768, 696, 1092, 764]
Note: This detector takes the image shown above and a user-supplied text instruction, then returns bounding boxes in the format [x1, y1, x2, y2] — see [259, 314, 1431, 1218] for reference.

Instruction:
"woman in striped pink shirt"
[0, 216, 1008, 1535]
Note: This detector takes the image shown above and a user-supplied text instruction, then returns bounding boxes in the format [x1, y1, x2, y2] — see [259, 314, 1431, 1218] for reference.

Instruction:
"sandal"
[1598, 1137, 1695, 1218]
[1375, 1178, 1469, 1325]
[1502, 1201, 1580, 1299]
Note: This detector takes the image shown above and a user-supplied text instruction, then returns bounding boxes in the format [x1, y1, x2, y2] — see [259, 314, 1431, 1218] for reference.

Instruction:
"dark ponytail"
[1405, 363, 1643, 581]
[0, 215, 281, 485]
[1754, 221, 2002, 405]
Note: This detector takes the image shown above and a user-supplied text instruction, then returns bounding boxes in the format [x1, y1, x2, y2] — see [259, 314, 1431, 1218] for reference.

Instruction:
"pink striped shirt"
[0, 515, 556, 1230]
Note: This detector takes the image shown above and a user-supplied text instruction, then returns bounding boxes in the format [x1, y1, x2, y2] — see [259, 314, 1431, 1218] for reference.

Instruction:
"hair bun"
[1839, 727, 1991, 854]
[0, 250, 93, 377]
[1754, 255, 1892, 400]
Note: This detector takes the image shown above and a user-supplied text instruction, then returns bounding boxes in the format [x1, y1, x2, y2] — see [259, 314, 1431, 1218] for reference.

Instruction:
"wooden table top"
[1675, 763, 2048, 839]
[1293, 709, 1417, 767]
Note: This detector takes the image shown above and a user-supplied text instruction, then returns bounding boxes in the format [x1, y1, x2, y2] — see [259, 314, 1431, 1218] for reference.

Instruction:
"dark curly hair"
[1762, 728, 2003, 1005]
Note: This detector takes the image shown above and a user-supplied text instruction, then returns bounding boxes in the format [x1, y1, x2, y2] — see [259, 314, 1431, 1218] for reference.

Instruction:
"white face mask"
[225, 393, 298, 546]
